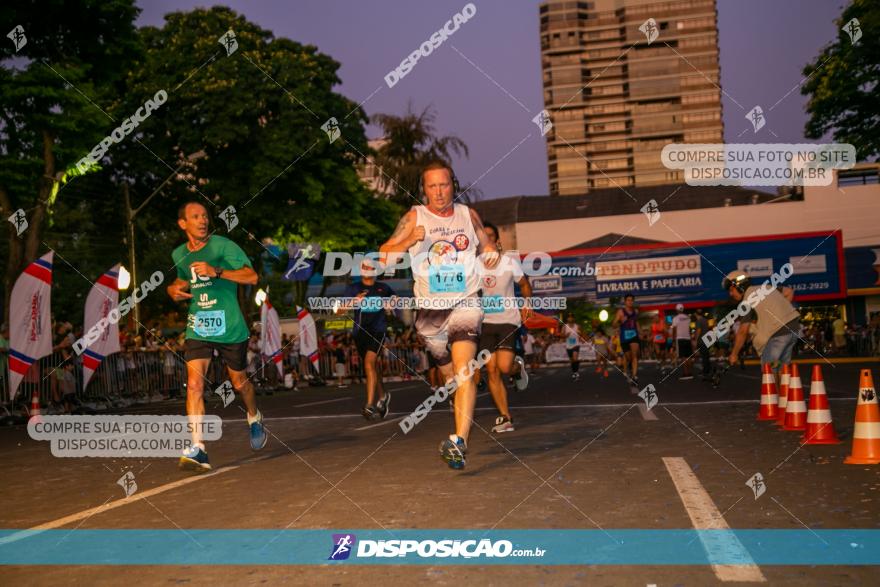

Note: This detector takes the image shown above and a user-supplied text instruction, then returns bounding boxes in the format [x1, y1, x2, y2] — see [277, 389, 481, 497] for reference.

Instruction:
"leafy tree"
[117, 7, 399, 302]
[0, 0, 142, 323]
[802, 0, 880, 160]
[371, 102, 479, 206]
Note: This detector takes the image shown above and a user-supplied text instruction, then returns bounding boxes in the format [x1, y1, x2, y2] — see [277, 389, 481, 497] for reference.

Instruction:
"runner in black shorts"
[167, 201, 267, 472]
[338, 258, 395, 420]
[613, 294, 641, 385]
[477, 222, 531, 434]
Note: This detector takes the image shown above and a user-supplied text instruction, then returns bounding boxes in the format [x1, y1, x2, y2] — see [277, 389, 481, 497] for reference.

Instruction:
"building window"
[838, 168, 879, 186]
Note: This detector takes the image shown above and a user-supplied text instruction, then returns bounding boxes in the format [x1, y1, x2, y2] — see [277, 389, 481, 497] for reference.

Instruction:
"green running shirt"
[171, 235, 252, 344]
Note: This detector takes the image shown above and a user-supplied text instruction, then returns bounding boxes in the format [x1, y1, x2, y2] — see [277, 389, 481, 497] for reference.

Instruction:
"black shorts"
[622, 336, 640, 348]
[677, 339, 693, 356]
[478, 322, 519, 354]
[566, 346, 580, 360]
[184, 339, 248, 372]
[354, 329, 385, 358]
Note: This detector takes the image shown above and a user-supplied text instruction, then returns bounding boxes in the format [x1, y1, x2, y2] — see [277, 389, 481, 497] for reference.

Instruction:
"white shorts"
[415, 306, 483, 367]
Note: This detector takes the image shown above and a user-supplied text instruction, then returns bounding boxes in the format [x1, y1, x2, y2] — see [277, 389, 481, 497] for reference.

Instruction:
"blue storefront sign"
[844, 245, 880, 294]
[534, 231, 845, 307]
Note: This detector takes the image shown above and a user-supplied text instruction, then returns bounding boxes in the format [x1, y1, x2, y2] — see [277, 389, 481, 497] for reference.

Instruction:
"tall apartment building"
[539, 0, 723, 195]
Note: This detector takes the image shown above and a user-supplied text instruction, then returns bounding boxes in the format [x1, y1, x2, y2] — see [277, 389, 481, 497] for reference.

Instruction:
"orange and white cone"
[776, 364, 790, 426]
[783, 363, 807, 431]
[844, 369, 880, 465]
[29, 388, 42, 423]
[757, 363, 779, 421]
[802, 365, 840, 445]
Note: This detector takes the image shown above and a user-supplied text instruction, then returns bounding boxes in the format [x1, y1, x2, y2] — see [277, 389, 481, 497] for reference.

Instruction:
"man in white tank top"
[379, 161, 499, 470]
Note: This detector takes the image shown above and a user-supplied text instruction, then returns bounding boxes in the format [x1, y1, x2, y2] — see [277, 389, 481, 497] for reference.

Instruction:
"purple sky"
[137, 0, 846, 199]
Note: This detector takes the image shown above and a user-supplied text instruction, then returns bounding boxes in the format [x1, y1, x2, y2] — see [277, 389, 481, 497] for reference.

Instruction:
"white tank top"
[408, 204, 480, 300]
[480, 252, 524, 325]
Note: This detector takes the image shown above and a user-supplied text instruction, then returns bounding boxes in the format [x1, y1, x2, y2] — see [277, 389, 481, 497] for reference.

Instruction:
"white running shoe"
[492, 416, 515, 433]
[513, 356, 529, 391]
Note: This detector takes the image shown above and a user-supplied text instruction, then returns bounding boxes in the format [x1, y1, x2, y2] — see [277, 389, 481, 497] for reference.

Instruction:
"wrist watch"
[215, 266, 224, 278]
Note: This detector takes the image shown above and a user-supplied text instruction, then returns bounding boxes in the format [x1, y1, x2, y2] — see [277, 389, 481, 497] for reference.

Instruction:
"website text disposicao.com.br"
[352, 539, 546, 559]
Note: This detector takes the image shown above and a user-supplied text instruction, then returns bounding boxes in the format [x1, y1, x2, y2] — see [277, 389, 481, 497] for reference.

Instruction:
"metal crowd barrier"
[0, 349, 188, 414]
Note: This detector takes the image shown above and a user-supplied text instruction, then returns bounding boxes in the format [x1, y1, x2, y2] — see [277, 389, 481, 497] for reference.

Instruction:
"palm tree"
[371, 102, 480, 206]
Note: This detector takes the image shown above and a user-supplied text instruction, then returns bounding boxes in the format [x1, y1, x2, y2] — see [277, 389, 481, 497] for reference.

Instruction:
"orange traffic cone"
[783, 363, 807, 431]
[844, 369, 880, 465]
[757, 363, 779, 421]
[802, 365, 841, 445]
[29, 388, 42, 423]
[776, 364, 790, 426]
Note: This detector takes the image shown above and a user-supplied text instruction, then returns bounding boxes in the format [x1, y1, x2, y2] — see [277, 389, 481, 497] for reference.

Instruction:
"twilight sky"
[136, 0, 846, 199]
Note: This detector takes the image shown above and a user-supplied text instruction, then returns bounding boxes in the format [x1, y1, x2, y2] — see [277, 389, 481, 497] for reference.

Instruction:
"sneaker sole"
[379, 393, 391, 420]
[442, 455, 466, 469]
[250, 428, 269, 451]
[178, 456, 211, 473]
[492, 426, 515, 433]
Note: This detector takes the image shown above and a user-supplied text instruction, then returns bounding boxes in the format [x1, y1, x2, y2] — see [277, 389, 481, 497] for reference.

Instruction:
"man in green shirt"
[167, 201, 266, 472]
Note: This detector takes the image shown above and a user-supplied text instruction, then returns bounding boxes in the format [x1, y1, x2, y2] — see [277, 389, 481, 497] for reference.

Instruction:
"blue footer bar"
[1, 529, 879, 565]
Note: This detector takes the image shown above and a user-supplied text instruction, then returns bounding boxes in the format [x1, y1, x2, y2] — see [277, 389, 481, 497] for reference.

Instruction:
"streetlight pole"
[124, 150, 206, 328]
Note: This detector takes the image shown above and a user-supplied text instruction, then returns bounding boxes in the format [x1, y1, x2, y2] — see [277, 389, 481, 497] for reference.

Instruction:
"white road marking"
[0, 465, 240, 546]
[355, 416, 406, 431]
[662, 457, 766, 583]
[293, 397, 352, 408]
[637, 404, 658, 420]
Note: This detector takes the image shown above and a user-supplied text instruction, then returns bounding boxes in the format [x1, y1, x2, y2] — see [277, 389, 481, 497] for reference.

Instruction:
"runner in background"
[476, 222, 532, 433]
[592, 327, 610, 378]
[650, 314, 668, 373]
[694, 308, 713, 381]
[561, 313, 582, 380]
[613, 294, 641, 386]
[670, 303, 694, 380]
[337, 258, 394, 420]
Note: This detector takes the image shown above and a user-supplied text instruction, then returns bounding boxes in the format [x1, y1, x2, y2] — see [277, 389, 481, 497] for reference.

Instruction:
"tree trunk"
[24, 131, 55, 263]
[1, 185, 24, 325]
[2, 130, 55, 324]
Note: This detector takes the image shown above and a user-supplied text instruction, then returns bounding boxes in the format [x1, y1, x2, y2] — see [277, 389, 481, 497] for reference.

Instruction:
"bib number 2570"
[193, 310, 226, 338]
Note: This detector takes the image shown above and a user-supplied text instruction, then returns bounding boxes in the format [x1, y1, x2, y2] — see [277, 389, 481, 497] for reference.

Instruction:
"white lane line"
[662, 457, 766, 583]
[0, 465, 240, 546]
[390, 383, 424, 391]
[355, 416, 406, 431]
[637, 404, 658, 420]
[293, 397, 352, 408]
[354, 392, 489, 431]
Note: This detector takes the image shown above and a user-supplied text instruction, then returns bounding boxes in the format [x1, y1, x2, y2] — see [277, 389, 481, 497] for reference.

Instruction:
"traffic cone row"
[776, 364, 790, 426]
[757, 363, 879, 465]
[845, 369, 880, 465]
[782, 364, 807, 431]
[802, 365, 840, 445]
[29, 388, 42, 423]
[757, 363, 778, 421]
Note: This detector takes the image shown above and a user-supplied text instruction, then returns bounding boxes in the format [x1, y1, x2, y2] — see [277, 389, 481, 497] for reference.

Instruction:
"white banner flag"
[8, 252, 54, 400]
[296, 305, 319, 370]
[260, 300, 284, 378]
[81, 265, 122, 388]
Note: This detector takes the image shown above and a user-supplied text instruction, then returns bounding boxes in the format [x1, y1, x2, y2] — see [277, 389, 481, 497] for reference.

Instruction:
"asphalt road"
[1, 359, 878, 585]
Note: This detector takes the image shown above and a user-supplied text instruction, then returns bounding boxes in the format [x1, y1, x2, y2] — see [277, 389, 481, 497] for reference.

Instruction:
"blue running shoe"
[250, 415, 268, 450]
[179, 445, 211, 472]
[439, 434, 467, 470]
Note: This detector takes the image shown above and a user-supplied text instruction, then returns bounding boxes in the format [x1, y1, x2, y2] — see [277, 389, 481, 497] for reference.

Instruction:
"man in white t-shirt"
[477, 222, 532, 434]
[670, 303, 694, 380]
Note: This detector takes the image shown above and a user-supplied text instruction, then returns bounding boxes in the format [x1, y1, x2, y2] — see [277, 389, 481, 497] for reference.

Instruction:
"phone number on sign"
[791, 282, 830, 291]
